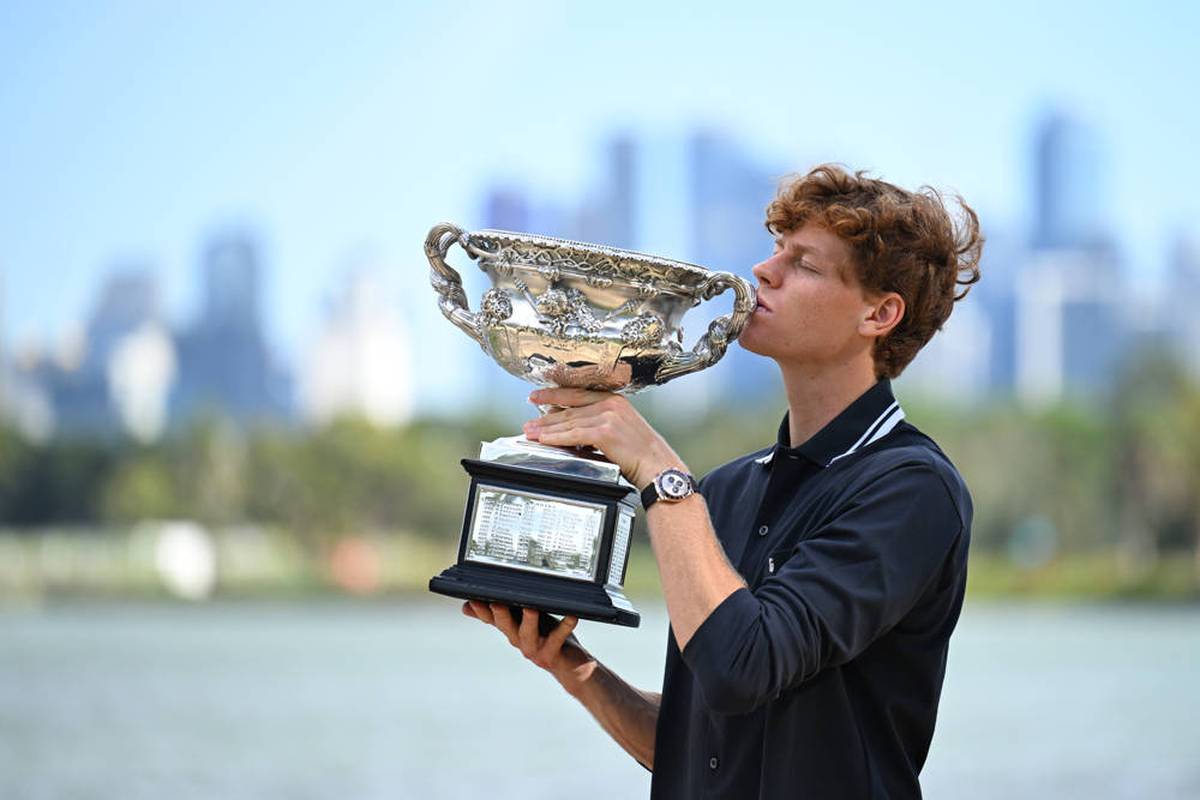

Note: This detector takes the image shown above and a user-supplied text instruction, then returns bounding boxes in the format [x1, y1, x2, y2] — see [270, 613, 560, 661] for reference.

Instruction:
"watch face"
[657, 469, 693, 500]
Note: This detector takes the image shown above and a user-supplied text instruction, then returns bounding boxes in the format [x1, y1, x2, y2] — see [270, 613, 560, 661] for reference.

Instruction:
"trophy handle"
[655, 272, 756, 384]
[425, 222, 484, 345]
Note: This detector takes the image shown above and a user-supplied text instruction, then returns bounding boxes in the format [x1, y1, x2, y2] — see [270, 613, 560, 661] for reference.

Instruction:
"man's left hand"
[523, 388, 686, 490]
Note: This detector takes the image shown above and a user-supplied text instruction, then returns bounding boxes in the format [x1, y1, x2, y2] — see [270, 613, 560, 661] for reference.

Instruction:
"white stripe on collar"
[754, 401, 906, 468]
[827, 401, 905, 465]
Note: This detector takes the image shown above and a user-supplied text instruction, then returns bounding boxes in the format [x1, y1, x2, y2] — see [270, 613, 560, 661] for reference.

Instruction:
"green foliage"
[101, 454, 176, 523]
[241, 416, 483, 547]
[1, 348, 1197, 596]
[0, 432, 114, 525]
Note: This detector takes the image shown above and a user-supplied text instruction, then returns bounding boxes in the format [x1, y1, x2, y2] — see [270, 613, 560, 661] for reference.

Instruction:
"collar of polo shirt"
[753, 379, 907, 469]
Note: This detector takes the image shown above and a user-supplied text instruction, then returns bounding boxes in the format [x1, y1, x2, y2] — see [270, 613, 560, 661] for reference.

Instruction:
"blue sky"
[2, 0, 1197, 378]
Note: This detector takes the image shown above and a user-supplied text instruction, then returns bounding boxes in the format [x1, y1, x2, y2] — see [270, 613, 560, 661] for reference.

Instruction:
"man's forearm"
[565, 657, 660, 770]
[645, 495, 746, 651]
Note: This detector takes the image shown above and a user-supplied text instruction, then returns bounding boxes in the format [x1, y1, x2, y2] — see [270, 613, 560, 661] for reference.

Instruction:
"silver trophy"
[425, 223, 755, 626]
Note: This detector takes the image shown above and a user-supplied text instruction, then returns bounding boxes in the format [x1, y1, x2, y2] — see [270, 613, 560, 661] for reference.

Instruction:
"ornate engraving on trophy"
[425, 221, 755, 626]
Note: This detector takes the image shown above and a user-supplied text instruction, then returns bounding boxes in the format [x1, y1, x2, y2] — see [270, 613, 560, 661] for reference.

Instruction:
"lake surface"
[2, 600, 1198, 799]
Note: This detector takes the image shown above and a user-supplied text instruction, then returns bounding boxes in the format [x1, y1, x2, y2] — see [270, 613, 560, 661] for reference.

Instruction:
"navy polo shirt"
[650, 379, 972, 799]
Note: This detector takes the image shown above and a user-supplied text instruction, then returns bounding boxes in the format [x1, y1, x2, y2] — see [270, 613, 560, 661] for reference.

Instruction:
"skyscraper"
[51, 266, 168, 436]
[607, 133, 636, 250]
[1016, 111, 1126, 402]
[483, 187, 530, 233]
[1032, 111, 1108, 251]
[201, 232, 261, 333]
[300, 269, 415, 427]
[86, 268, 162, 369]
[1166, 235, 1200, 378]
[571, 132, 638, 249]
[688, 129, 781, 405]
[171, 230, 292, 425]
[1015, 249, 1125, 403]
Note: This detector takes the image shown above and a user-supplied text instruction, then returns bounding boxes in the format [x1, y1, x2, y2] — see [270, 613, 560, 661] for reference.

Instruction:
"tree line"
[1, 349, 1197, 586]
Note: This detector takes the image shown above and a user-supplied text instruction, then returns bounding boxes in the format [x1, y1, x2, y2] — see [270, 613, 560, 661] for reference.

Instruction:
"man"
[463, 164, 983, 799]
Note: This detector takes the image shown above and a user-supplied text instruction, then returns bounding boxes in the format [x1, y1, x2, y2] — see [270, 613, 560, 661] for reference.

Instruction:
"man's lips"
[755, 298, 772, 313]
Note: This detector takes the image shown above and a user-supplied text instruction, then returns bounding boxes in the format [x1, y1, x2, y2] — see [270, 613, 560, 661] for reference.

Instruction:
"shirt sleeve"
[680, 463, 965, 716]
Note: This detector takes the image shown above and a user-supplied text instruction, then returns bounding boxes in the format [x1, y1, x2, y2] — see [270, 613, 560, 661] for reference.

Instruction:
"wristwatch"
[640, 467, 698, 510]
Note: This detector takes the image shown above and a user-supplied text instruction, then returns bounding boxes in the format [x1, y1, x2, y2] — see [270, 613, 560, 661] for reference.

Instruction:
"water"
[1, 600, 1197, 799]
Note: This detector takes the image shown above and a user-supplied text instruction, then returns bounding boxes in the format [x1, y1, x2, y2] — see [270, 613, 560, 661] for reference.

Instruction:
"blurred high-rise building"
[688, 130, 782, 406]
[87, 268, 177, 441]
[1032, 111, 1109, 252]
[690, 130, 776, 273]
[898, 295, 995, 402]
[962, 227, 1022, 395]
[1015, 249, 1125, 403]
[170, 230, 293, 426]
[76, 268, 178, 437]
[572, 132, 637, 249]
[202, 233, 261, 332]
[86, 269, 161, 368]
[3, 265, 179, 440]
[107, 321, 177, 442]
[300, 269, 415, 427]
[1015, 111, 1126, 403]
[631, 131, 715, 416]
[1166, 235, 1200, 378]
[483, 187, 530, 233]
[607, 133, 636, 250]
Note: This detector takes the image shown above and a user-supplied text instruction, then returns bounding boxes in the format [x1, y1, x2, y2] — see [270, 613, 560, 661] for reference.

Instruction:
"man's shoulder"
[848, 421, 972, 524]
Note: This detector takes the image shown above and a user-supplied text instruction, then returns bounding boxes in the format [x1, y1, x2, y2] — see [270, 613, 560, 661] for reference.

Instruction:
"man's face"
[739, 221, 877, 368]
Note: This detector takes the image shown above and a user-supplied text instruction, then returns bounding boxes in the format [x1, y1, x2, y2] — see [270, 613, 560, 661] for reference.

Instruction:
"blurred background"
[2, 1, 1198, 798]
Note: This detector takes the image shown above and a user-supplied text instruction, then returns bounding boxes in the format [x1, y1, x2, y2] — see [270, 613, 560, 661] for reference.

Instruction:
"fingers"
[490, 603, 520, 645]
[465, 600, 493, 623]
[527, 422, 603, 448]
[518, 607, 540, 653]
[544, 615, 579, 653]
[525, 404, 611, 443]
[467, 602, 584, 674]
[532, 413, 603, 434]
[529, 388, 614, 408]
[526, 403, 597, 430]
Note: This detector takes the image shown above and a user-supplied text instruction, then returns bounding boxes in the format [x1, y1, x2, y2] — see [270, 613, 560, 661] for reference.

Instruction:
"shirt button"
[709, 756, 719, 770]
[757, 524, 769, 537]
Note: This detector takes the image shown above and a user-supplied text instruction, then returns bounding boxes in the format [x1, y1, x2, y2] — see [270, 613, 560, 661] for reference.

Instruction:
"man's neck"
[777, 357, 879, 448]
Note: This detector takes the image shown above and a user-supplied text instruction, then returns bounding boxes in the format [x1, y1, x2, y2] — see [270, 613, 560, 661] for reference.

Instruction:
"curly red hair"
[765, 164, 983, 379]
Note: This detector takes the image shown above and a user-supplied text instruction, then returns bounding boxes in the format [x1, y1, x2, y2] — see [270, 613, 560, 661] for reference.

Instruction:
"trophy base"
[429, 563, 640, 627]
[428, 447, 641, 628]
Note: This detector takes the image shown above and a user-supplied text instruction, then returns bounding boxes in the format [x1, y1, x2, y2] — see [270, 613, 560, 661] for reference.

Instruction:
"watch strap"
[640, 469, 698, 510]
[640, 481, 661, 510]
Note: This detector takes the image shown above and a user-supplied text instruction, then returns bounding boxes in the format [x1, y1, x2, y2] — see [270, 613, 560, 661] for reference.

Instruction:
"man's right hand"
[462, 601, 598, 696]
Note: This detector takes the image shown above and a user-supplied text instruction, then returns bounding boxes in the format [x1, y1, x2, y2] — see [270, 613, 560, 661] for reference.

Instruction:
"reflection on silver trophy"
[425, 223, 755, 626]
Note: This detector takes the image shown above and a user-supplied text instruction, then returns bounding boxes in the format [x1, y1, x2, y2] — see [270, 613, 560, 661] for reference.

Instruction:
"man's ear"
[860, 293, 905, 339]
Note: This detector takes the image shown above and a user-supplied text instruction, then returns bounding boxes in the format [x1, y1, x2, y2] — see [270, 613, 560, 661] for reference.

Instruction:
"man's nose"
[751, 257, 776, 286]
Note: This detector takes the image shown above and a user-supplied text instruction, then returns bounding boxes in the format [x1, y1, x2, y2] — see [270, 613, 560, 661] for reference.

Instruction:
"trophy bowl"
[425, 223, 756, 392]
[425, 222, 756, 627]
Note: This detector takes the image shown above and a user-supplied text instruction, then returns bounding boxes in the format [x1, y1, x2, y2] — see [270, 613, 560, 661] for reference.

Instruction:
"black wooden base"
[430, 561, 640, 627]
[429, 454, 641, 628]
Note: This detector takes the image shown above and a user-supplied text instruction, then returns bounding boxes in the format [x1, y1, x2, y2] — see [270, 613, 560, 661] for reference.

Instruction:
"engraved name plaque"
[466, 488, 605, 581]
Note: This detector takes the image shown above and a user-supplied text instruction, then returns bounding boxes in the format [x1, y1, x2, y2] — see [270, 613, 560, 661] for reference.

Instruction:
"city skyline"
[6, 106, 1199, 440]
[3, 1, 1198, 369]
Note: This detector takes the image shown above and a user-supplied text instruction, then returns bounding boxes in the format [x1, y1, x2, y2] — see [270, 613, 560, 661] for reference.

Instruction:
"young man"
[463, 164, 983, 799]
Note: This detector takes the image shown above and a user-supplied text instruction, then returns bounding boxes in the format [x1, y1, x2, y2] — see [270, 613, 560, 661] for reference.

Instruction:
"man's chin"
[736, 328, 770, 357]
